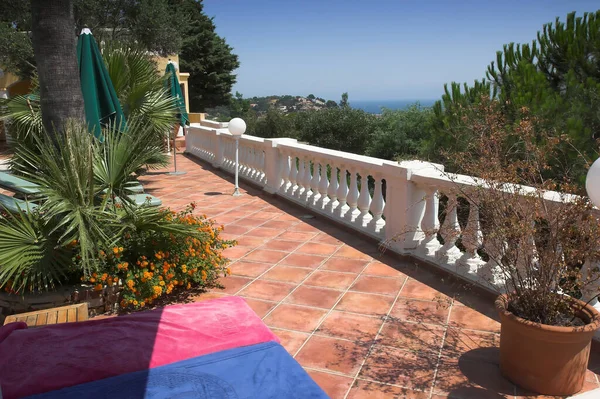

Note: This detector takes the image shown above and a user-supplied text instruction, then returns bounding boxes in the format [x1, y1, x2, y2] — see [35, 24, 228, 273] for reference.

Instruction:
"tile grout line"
[257, 242, 355, 323]
[342, 275, 410, 399]
[220, 211, 321, 294]
[427, 298, 455, 399]
[288, 255, 378, 359]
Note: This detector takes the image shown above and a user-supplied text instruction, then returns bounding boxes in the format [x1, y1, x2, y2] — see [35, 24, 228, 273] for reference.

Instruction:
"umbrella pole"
[168, 124, 186, 175]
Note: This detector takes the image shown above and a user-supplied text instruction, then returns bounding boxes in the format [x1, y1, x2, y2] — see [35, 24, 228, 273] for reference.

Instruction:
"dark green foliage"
[252, 108, 293, 139]
[326, 100, 338, 108]
[1, 0, 239, 112]
[339, 92, 349, 108]
[292, 107, 375, 154]
[367, 104, 433, 160]
[177, 0, 239, 111]
[0, 2, 34, 78]
[429, 10, 600, 183]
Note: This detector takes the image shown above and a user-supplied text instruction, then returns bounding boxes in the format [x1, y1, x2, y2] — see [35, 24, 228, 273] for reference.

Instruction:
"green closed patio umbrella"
[77, 28, 125, 139]
[164, 61, 189, 175]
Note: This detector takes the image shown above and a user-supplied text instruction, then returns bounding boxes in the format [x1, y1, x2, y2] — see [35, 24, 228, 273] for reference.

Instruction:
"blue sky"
[203, 0, 599, 101]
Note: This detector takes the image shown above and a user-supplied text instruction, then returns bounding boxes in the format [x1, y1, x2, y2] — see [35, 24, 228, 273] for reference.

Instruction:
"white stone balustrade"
[186, 121, 600, 325]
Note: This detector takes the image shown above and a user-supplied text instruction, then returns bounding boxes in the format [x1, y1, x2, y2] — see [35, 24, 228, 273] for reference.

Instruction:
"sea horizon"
[350, 99, 437, 114]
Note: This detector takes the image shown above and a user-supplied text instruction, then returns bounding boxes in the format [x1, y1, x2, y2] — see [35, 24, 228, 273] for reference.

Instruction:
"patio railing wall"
[186, 121, 600, 317]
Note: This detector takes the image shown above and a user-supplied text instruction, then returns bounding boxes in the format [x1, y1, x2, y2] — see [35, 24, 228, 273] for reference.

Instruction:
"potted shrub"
[443, 98, 600, 395]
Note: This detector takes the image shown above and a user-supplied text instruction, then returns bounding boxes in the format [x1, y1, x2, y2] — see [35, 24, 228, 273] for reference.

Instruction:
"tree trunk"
[30, 0, 84, 137]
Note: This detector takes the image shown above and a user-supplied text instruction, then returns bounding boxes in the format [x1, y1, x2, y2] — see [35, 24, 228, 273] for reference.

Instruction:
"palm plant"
[0, 120, 201, 294]
[102, 43, 177, 145]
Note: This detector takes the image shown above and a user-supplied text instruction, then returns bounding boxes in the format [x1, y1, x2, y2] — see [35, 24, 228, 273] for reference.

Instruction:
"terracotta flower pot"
[495, 294, 600, 396]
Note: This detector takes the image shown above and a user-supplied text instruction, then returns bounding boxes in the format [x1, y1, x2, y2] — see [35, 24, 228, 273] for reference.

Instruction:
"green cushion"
[115, 194, 161, 207]
[124, 182, 145, 194]
[129, 194, 161, 207]
[0, 171, 41, 195]
[0, 193, 37, 213]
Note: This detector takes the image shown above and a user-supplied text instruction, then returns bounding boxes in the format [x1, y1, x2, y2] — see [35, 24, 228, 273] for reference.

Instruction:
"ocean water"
[351, 99, 437, 114]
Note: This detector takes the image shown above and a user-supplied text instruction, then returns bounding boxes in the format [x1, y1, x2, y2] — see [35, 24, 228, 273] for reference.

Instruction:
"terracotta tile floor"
[135, 153, 600, 399]
[2, 146, 599, 399]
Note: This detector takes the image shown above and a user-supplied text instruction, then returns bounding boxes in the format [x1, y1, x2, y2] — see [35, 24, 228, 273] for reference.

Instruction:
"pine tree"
[176, 0, 240, 111]
[429, 10, 600, 183]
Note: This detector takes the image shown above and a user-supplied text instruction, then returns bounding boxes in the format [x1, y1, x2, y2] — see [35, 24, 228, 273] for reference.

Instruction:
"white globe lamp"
[228, 118, 246, 137]
[229, 118, 247, 196]
[586, 157, 600, 208]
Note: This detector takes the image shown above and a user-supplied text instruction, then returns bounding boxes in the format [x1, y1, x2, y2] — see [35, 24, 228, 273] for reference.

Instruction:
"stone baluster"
[457, 199, 484, 276]
[357, 171, 373, 227]
[289, 156, 298, 197]
[296, 158, 306, 200]
[336, 166, 349, 218]
[309, 160, 321, 207]
[213, 132, 225, 168]
[279, 152, 291, 194]
[366, 175, 386, 235]
[259, 150, 266, 182]
[301, 158, 313, 203]
[436, 193, 462, 266]
[242, 146, 250, 177]
[344, 169, 360, 222]
[419, 186, 441, 257]
[479, 238, 507, 291]
[317, 161, 330, 209]
[326, 165, 339, 214]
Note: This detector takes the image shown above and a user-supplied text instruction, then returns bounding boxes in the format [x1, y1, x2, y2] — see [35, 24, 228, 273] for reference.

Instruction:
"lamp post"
[586, 158, 600, 208]
[229, 118, 246, 196]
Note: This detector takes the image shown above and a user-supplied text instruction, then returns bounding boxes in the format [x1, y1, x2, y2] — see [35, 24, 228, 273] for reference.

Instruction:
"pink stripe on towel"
[0, 296, 278, 399]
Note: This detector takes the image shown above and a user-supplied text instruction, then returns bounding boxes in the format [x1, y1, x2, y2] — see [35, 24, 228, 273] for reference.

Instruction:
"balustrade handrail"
[185, 121, 600, 336]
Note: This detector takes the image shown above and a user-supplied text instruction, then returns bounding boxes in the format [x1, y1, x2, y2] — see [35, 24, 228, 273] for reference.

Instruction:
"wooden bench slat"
[36, 312, 48, 326]
[4, 303, 89, 327]
[25, 314, 38, 327]
[67, 307, 77, 322]
[56, 309, 67, 324]
[46, 310, 58, 325]
[76, 304, 88, 321]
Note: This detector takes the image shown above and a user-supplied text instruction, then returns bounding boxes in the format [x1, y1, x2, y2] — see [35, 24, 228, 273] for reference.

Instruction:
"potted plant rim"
[443, 98, 600, 396]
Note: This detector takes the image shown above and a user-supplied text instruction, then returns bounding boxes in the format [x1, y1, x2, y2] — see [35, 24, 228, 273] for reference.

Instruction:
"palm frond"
[0, 210, 72, 293]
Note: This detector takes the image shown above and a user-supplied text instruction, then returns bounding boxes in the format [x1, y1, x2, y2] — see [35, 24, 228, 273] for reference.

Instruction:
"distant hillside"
[246, 95, 339, 114]
[205, 93, 341, 120]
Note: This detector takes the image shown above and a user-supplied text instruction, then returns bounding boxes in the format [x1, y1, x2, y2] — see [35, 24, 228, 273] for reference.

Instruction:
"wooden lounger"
[3, 303, 89, 327]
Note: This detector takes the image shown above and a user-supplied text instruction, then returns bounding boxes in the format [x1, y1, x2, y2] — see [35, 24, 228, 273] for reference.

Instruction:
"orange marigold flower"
[226, 268, 231, 276]
[133, 300, 138, 306]
[186, 282, 191, 289]
[201, 271, 207, 280]
[94, 284, 103, 291]
[113, 247, 119, 254]
[158, 276, 164, 281]
[89, 277, 96, 283]
[140, 302, 145, 307]
[101, 273, 108, 281]
[159, 281, 165, 286]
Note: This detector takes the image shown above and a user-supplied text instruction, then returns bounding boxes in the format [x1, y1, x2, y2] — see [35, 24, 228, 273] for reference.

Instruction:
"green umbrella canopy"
[77, 28, 126, 139]
[164, 62, 189, 126]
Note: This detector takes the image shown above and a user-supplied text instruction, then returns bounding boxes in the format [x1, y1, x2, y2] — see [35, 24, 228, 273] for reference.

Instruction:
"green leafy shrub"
[81, 205, 234, 309]
[0, 120, 235, 298]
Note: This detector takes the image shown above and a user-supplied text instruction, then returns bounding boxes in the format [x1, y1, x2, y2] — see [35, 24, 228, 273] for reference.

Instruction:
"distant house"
[279, 106, 287, 111]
